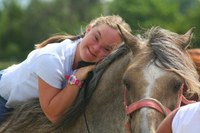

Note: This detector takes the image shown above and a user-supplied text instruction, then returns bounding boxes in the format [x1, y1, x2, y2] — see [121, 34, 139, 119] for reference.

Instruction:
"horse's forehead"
[143, 63, 166, 82]
[142, 63, 166, 96]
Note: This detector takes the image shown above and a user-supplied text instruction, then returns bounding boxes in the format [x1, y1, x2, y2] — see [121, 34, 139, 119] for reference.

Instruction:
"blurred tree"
[21, 0, 102, 57]
[0, 0, 24, 60]
[0, 0, 200, 61]
[0, 0, 103, 61]
[176, 0, 198, 14]
[109, 0, 200, 47]
[185, 1, 200, 47]
[109, 0, 180, 32]
[68, 0, 101, 21]
[21, 0, 73, 56]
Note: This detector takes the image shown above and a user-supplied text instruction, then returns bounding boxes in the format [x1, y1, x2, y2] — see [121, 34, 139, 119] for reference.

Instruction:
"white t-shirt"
[172, 102, 200, 133]
[0, 38, 81, 108]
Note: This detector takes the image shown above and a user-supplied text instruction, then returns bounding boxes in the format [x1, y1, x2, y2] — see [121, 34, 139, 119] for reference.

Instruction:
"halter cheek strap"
[177, 84, 196, 105]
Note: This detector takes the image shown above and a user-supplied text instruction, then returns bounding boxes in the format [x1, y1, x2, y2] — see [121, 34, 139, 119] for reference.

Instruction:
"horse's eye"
[123, 80, 130, 90]
[172, 80, 183, 92]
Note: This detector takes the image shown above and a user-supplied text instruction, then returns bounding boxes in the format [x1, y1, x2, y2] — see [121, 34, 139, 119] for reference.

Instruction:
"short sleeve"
[34, 54, 64, 89]
[172, 102, 200, 133]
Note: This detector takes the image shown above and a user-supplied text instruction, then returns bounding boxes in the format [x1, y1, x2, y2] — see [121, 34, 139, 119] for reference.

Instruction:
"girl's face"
[78, 24, 122, 63]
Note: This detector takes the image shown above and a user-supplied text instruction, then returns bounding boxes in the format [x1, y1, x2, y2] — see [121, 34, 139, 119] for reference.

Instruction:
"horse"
[0, 26, 200, 133]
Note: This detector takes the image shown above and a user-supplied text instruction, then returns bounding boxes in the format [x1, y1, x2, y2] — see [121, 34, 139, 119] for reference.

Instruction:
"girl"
[0, 15, 132, 123]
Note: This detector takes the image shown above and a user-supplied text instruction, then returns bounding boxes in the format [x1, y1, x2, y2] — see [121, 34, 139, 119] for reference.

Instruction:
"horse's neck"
[95, 53, 131, 101]
[84, 53, 131, 132]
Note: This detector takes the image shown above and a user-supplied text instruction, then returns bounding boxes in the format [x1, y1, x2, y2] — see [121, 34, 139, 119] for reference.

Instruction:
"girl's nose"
[91, 43, 108, 59]
[91, 43, 101, 54]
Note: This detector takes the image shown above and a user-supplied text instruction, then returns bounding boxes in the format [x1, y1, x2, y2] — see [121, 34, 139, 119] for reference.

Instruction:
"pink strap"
[181, 95, 196, 105]
[125, 99, 171, 115]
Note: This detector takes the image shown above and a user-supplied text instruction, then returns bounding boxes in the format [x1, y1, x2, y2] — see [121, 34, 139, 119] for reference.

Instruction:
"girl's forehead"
[94, 24, 122, 46]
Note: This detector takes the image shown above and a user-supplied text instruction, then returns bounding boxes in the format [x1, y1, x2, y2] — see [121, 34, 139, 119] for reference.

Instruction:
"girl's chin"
[81, 55, 93, 62]
[83, 58, 96, 63]
[82, 53, 96, 62]
[82, 49, 101, 62]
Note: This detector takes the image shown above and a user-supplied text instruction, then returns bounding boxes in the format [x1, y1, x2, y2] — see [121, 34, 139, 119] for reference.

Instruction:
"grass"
[0, 61, 18, 70]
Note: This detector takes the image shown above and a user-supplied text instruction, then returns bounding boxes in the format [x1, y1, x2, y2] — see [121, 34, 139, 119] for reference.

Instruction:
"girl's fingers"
[74, 65, 96, 80]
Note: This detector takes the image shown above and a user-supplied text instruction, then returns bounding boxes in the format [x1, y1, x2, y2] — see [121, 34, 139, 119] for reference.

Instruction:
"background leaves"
[0, 0, 200, 62]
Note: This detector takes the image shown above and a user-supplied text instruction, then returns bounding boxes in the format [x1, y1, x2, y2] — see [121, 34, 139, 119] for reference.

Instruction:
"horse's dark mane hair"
[54, 44, 130, 129]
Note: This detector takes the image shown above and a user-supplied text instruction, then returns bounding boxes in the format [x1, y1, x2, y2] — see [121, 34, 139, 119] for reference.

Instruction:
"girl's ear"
[86, 26, 92, 33]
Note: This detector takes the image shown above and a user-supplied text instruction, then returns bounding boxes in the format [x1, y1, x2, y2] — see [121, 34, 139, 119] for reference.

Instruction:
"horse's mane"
[142, 27, 200, 97]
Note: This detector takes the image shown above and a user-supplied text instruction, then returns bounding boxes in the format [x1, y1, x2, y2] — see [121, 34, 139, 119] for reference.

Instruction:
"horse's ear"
[178, 27, 195, 50]
[117, 24, 140, 51]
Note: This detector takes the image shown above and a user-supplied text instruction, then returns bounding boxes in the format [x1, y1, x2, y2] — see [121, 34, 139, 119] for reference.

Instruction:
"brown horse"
[0, 26, 200, 133]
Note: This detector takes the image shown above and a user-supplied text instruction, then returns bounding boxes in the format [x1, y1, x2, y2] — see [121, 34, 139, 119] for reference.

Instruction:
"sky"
[17, 0, 31, 6]
[0, 0, 54, 9]
[0, 0, 30, 9]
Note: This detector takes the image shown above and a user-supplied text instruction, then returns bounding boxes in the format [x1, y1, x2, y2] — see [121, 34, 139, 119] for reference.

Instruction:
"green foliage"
[0, 0, 24, 60]
[109, 0, 200, 47]
[0, 61, 17, 69]
[184, 2, 200, 47]
[0, 0, 103, 61]
[110, 0, 179, 30]
[0, 0, 200, 61]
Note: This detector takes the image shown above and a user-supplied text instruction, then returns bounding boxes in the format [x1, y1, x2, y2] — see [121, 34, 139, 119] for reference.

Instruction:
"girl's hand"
[74, 65, 95, 81]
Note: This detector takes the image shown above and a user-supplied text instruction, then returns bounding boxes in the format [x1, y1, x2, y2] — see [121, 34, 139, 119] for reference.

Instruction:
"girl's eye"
[102, 47, 112, 54]
[104, 48, 111, 52]
[94, 35, 99, 42]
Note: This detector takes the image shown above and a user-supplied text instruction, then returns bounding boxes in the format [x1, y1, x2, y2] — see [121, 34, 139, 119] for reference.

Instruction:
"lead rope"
[81, 69, 95, 133]
[83, 77, 91, 133]
[84, 111, 91, 133]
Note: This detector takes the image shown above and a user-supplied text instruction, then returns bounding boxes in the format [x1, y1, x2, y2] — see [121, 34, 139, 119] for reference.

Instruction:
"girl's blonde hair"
[35, 15, 132, 49]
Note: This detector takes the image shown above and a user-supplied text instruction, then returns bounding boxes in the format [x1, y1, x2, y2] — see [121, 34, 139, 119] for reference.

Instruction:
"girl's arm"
[38, 65, 95, 123]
